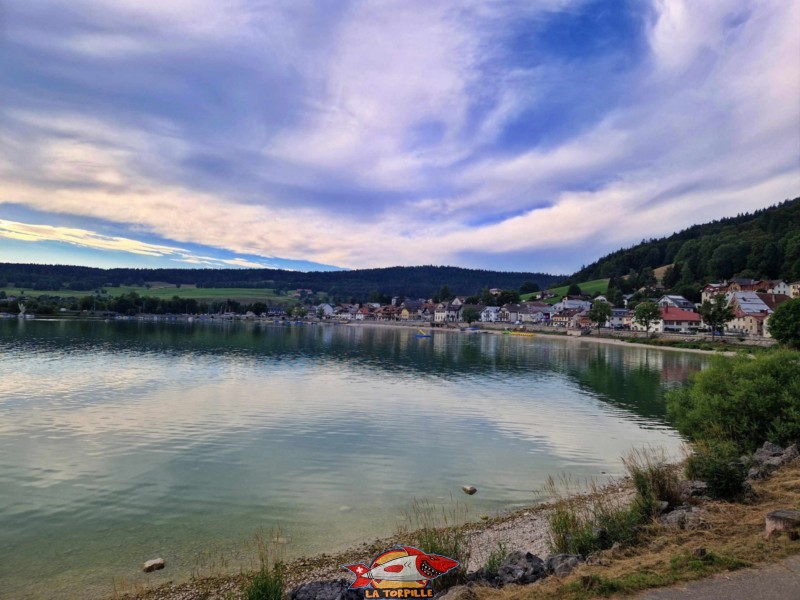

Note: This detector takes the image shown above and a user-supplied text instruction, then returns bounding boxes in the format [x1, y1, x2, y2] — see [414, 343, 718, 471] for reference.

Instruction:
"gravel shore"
[113, 478, 635, 600]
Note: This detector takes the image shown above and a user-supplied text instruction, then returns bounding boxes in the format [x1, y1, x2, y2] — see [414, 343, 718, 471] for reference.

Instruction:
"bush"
[685, 439, 749, 500]
[767, 297, 800, 348]
[666, 351, 800, 453]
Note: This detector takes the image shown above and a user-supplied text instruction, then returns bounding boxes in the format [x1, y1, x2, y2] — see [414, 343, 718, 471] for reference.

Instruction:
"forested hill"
[567, 197, 800, 287]
[0, 263, 563, 302]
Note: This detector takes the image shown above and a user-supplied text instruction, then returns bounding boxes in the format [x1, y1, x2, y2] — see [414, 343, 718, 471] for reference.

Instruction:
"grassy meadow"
[1, 285, 284, 304]
[521, 278, 609, 302]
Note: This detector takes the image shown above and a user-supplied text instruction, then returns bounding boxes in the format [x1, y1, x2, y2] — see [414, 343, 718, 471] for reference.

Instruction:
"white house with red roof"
[631, 306, 702, 333]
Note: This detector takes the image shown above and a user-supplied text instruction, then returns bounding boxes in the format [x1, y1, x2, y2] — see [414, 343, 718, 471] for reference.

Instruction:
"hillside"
[0, 264, 563, 303]
[567, 197, 800, 293]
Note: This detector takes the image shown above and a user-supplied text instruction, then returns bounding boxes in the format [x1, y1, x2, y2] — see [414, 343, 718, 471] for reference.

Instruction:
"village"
[2, 278, 799, 343]
[309, 279, 800, 339]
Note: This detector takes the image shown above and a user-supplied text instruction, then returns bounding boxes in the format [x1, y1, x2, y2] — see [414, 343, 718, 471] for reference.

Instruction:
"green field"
[1, 286, 284, 303]
[521, 278, 609, 302]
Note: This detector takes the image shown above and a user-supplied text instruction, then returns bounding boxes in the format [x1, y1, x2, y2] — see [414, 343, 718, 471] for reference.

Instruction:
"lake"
[0, 319, 706, 599]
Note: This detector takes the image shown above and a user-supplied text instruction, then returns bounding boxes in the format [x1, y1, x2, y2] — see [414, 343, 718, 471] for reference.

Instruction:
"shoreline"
[339, 319, 741, 356]
[112, 477, 637, 600]
[24, 315, 763, 356]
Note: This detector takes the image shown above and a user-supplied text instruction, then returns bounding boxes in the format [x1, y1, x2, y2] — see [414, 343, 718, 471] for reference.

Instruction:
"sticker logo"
[343, 545, 459, 598]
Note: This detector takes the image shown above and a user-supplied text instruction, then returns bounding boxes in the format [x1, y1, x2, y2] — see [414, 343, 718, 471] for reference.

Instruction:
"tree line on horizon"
[3, 197, 798, 306]
[0, 264, 563, 305]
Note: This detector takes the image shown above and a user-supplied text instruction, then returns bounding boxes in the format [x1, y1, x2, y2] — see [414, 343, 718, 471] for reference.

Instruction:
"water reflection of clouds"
[0, 325, 703, 506]
[1, 354, 683, 490]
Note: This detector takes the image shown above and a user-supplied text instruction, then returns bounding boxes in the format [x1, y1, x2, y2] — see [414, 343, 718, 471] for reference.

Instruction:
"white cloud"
[0, 1, 798, 271]
[0, 219, 188, 256]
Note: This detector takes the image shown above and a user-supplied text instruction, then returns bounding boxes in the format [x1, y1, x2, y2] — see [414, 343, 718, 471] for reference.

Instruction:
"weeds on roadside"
[398, 498, 471, 593]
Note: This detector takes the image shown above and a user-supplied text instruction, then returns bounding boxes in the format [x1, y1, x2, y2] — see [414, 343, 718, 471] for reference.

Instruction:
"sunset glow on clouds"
[0, 1, 798, 272]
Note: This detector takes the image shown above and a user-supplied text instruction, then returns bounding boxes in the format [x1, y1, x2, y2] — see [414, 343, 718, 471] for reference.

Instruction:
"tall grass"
[622, 447, 681, 519]
[241, 528, 286, 600]
[484, 541, 509, 575]
[398, 499, 471, 593]
[545, 447, 681, 556]
[544, 476, 640, 556]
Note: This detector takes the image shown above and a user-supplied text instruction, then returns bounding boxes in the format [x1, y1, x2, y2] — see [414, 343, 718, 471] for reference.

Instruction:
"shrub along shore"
[111, 350, 800, 600]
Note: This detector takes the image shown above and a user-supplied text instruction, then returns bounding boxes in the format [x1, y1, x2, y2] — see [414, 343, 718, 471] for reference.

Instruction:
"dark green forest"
[568, 197, 800, 298]
[0, 263, 562, 303]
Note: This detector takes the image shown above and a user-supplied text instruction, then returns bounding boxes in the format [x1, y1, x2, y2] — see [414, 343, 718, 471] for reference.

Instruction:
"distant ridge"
[0, 264, 564, 302]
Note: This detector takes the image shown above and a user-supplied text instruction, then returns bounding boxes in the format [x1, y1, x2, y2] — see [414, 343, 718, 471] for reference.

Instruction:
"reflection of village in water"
[17, 318, 703, 426]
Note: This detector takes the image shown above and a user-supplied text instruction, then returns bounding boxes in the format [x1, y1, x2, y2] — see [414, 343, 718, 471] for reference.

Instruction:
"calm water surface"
[0, 320, 706, 599]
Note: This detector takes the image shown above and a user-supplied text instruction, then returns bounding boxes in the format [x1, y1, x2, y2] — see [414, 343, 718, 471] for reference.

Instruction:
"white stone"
[143, 558, 165, 572]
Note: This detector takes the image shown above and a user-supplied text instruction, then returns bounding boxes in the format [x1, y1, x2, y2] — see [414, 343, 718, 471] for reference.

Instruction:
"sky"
[0, 0, 798, 274]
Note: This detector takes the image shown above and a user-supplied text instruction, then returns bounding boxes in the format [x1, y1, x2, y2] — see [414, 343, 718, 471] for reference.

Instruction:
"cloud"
[0, 1, 797, 272]
[0, 219, 189, 257]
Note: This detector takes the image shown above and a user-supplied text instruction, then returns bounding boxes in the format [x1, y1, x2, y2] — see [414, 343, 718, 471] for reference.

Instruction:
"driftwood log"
[765, 509, 800, 539]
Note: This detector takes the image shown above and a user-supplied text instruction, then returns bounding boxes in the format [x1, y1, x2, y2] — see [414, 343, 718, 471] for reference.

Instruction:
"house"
[434, 303, 449, 323]
[316, 303, 334, 318]
[656, 295, 695, 311]
[622, 294, 635, 307]
[499, 303, 522, 323]
[446, 300, 463, 322]
[575, 310, 592, 329]
[552, 296, 592, 312]
[727, 279, 763, 293]
[551, 308, 581, 327]
[399, 300, 423, 321]
[765, 280, 790, 296]
[701, 283, 728, 303]
[623, 311, 635, 329]
[789, 281, 800, 299]
[480, 306, 501, 322]
[660, 307, 702, 333]
[356, 306, 374, 321]
[419, 302, 437, 321]
[375, 305, 400, 320]
[756, 292, 791, 312]
[630, 306, 701, 333]
[516, 304, 539, 323]
[725, 292, 790, 336]
[608, 308, 630, 329]
[525, 302, 556, 323]
[335, 304, 359, 320]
